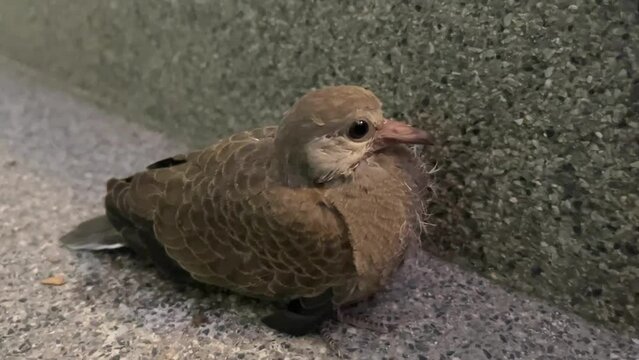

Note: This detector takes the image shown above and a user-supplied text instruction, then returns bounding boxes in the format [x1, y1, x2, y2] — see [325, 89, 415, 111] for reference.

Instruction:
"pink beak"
[375, 119, 434, 146]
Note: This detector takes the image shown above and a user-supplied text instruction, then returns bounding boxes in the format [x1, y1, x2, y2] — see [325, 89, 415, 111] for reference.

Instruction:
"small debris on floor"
[40, 275, 65, 286]
[191, 312, 209, 327]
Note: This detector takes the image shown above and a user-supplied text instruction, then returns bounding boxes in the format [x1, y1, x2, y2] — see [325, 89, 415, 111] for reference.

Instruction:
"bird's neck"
[272, 145, 354, 187]
[273, 156, 355, 188]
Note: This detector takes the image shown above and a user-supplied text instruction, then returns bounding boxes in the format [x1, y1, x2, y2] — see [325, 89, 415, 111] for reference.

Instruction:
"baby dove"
[61, 85, 434, 336]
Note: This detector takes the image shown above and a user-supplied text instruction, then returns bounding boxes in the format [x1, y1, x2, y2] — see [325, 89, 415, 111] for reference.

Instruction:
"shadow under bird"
[60, 85, 434, 337]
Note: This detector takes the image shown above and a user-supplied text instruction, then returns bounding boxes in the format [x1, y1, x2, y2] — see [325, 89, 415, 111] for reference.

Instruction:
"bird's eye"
[347, 120, 370, 140]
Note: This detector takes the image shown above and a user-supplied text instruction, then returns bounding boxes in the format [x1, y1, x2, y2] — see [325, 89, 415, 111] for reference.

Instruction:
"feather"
[59, 215, 125, 250]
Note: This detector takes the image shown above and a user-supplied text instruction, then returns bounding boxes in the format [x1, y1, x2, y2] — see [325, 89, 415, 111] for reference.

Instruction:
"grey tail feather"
[60, 215, 126, 251]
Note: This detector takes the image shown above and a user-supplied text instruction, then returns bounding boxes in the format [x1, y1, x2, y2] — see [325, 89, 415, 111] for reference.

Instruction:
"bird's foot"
[319, 322, 349, 359]
[336, 307, 397, 334]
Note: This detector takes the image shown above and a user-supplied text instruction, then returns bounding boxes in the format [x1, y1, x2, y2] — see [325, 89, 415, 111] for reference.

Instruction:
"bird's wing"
[106, 126, 357, 300]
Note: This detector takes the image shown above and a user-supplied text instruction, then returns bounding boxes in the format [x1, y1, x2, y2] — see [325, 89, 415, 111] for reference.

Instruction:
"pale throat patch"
[305, 135, 370, 183]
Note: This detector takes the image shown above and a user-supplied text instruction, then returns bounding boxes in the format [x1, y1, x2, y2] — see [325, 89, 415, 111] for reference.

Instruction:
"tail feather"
[63, 206, 196, 284]
[60, 215, 126, 250]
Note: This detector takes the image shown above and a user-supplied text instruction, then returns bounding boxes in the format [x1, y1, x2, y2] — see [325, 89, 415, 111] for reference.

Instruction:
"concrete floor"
[0, 63, 638, 360]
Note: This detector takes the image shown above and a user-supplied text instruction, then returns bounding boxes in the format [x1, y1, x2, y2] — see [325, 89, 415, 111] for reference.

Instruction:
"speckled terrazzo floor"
[2, 0, 639, 338]
[1, 63, 638, 360]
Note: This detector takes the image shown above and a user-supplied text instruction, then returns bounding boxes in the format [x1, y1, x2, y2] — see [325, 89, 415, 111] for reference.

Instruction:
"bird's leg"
[261, 289, 335, 336]
[335, 306, 397, 334]
[319, 322, 347, 359]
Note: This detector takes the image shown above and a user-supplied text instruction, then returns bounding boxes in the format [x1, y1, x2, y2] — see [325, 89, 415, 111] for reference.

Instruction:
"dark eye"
[347, 120, 370, 140]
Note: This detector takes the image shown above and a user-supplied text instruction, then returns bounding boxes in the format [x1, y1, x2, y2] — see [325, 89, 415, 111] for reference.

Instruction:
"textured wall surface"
[0, 0, 637, 335]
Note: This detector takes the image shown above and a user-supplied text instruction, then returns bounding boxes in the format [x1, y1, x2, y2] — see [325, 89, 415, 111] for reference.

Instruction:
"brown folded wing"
[106, 126, 357, 301]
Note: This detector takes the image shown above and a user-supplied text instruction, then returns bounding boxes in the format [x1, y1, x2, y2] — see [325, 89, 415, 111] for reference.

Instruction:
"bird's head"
[274, 85, 433, 186]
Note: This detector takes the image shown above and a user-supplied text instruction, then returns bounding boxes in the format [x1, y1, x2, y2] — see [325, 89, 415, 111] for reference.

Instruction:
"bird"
[60, 85, 434, 337]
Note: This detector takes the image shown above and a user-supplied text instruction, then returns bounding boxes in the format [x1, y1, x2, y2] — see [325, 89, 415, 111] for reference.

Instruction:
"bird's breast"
[325, 159, 421, 296]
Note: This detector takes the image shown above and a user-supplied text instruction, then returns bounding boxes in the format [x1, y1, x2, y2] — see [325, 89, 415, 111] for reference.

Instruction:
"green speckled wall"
[0, 0, 637, 335]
